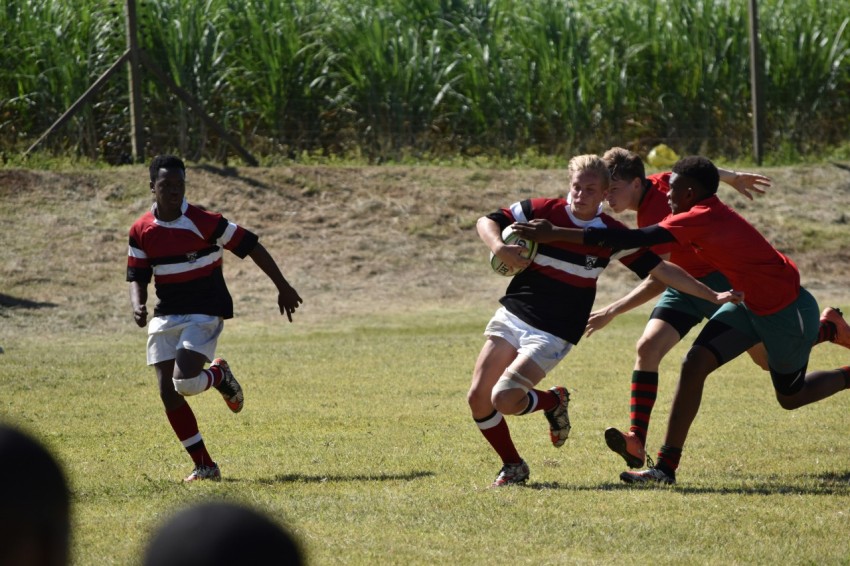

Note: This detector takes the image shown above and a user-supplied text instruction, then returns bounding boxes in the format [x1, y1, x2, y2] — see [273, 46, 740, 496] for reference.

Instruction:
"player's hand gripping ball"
[489, 225, 538, 276]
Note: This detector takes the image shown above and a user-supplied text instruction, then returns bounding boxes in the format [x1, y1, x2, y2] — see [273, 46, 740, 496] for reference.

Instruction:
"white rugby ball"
[489, 225, 538, 277]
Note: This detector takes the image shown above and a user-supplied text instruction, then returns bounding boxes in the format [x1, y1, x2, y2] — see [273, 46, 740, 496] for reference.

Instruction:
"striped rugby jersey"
[126, 199, 258, 318]
[489, 197, 661, 344]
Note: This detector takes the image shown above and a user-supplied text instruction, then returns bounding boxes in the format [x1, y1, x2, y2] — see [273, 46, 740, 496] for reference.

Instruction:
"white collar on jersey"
[565, 194, 604, 227]
[151, 198, 189, 218]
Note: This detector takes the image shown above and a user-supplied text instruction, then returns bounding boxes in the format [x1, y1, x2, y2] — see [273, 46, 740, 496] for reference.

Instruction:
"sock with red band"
[475, 410, 522, 464]
[629, 370, 658, 445]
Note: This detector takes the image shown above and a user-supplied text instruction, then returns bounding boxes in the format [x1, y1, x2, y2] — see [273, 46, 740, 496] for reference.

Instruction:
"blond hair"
[567, 154, 610, 189]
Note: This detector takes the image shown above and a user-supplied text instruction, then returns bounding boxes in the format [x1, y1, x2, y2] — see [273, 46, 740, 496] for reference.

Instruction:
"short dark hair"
[149, 155, 186, 182]
[602, 147, 646, 182]
[671, 155, 720, 197]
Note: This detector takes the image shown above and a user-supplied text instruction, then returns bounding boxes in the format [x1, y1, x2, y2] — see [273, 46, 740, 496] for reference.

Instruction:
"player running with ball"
[512, 155, 850, 484]
[470, 154, 742, 487]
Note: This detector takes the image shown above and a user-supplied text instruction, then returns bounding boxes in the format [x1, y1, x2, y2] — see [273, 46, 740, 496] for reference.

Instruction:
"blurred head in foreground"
[0, 424, 71, 566]
[143, 501, 304, 566]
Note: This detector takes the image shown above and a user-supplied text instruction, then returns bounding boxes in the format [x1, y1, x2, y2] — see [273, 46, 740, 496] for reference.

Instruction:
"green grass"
[2, 0, 848, 163]
[6, 308, 850, 564]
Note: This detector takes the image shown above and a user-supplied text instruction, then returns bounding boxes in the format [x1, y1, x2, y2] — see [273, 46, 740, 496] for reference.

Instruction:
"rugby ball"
[489, 226, 538, 277]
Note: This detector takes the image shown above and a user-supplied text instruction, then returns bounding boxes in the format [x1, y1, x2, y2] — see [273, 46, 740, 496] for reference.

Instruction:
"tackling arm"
[512, 220, 675, 249]
[585, 274, 668, 337]
[648, 260, 743, 305]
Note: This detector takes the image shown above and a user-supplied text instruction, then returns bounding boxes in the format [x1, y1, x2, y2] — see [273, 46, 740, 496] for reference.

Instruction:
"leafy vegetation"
[1, 0, 848, 164]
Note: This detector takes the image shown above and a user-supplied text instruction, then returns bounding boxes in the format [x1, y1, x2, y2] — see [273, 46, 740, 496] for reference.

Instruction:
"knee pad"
[172, 373, 210, 396]
[492, 369, 534, 396]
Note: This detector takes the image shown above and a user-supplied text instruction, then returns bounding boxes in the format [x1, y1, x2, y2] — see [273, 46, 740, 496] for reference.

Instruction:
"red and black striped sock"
[817, 320, 837, 344]
[656, 444, 682, 475]
[629, 371, 658, 445]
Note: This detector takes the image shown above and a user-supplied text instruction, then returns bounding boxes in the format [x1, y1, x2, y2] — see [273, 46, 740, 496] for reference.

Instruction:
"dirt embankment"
[1, 162, 849, 335]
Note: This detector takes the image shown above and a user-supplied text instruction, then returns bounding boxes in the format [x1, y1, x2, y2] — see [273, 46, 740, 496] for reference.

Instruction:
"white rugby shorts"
[146, 314, 224, 365]
[484, 307, 573, 374]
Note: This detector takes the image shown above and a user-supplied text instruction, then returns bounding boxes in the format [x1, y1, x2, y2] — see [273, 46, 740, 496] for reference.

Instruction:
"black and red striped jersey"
[489, 197, 661, 344]
[126, 199, 259, 318]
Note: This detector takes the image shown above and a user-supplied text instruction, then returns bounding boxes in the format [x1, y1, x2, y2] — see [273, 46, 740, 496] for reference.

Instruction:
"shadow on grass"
[0, 293, 57, 310]
[525, 472, 850, 496]
[257, 470, 435, 484]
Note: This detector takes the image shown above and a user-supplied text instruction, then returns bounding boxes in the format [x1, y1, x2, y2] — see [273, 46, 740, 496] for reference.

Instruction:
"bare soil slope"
[2, 162, 849, 336]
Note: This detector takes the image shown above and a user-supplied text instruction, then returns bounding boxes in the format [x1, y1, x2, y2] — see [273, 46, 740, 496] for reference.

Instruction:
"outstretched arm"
[509, 219, 586, 244]
[248, 242, 303, 322]
[718, 167, 771, 200]
[586, 275, 667, 337]
[649, 260, 743, 305]
[512, 219, 676, 250]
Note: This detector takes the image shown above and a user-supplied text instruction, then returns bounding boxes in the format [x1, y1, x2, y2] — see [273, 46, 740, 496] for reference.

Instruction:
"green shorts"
[651, 271, 733, 336]
[654, 271, 732, 319]
[707, 287, 819, 374]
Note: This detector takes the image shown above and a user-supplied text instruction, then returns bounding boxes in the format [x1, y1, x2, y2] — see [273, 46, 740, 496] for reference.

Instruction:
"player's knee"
[775, 394, 802, 410]
[467, 386, 490, 413]
[771, 367, 806, 408]
[680, 346, 716, 379]
[635, 336, 663, 367]
[173, 374, 209, 396]
[491, 369, 533, 414]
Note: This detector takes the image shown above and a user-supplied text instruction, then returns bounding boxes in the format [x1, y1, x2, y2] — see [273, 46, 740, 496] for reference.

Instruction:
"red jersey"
[126, 199, 259, 318]
[637, 173, 715, 278]
[659, 195, 800, 315]
[492, 197, 661, 344]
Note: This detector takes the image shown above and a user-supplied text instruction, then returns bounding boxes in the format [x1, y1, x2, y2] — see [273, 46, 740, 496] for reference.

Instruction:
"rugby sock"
[207, 365, 224, 388]
[166, 401, 213, 467]
[474, 410, 522, 464]
[535, 389, 559, 413]
[816, 320, 836, 344]
[656, 444, 682, 476]
[840, 366, 850, 389]
[628, 371, 658, 445]
[518, 389, 558, 415]
[518, 390, 539, 415]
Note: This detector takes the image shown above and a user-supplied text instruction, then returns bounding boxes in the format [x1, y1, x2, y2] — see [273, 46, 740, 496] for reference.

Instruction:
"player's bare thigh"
[635, 318, 683, 371]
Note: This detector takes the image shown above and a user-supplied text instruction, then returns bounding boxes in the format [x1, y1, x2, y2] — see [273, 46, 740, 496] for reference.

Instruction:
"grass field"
[3, 162, 850, 564]
[5, 309, 850, 564]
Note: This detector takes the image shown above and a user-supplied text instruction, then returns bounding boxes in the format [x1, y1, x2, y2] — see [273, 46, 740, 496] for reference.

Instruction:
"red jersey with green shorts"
[639, 173, 715, 278]
[658, 195, 800, 315]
